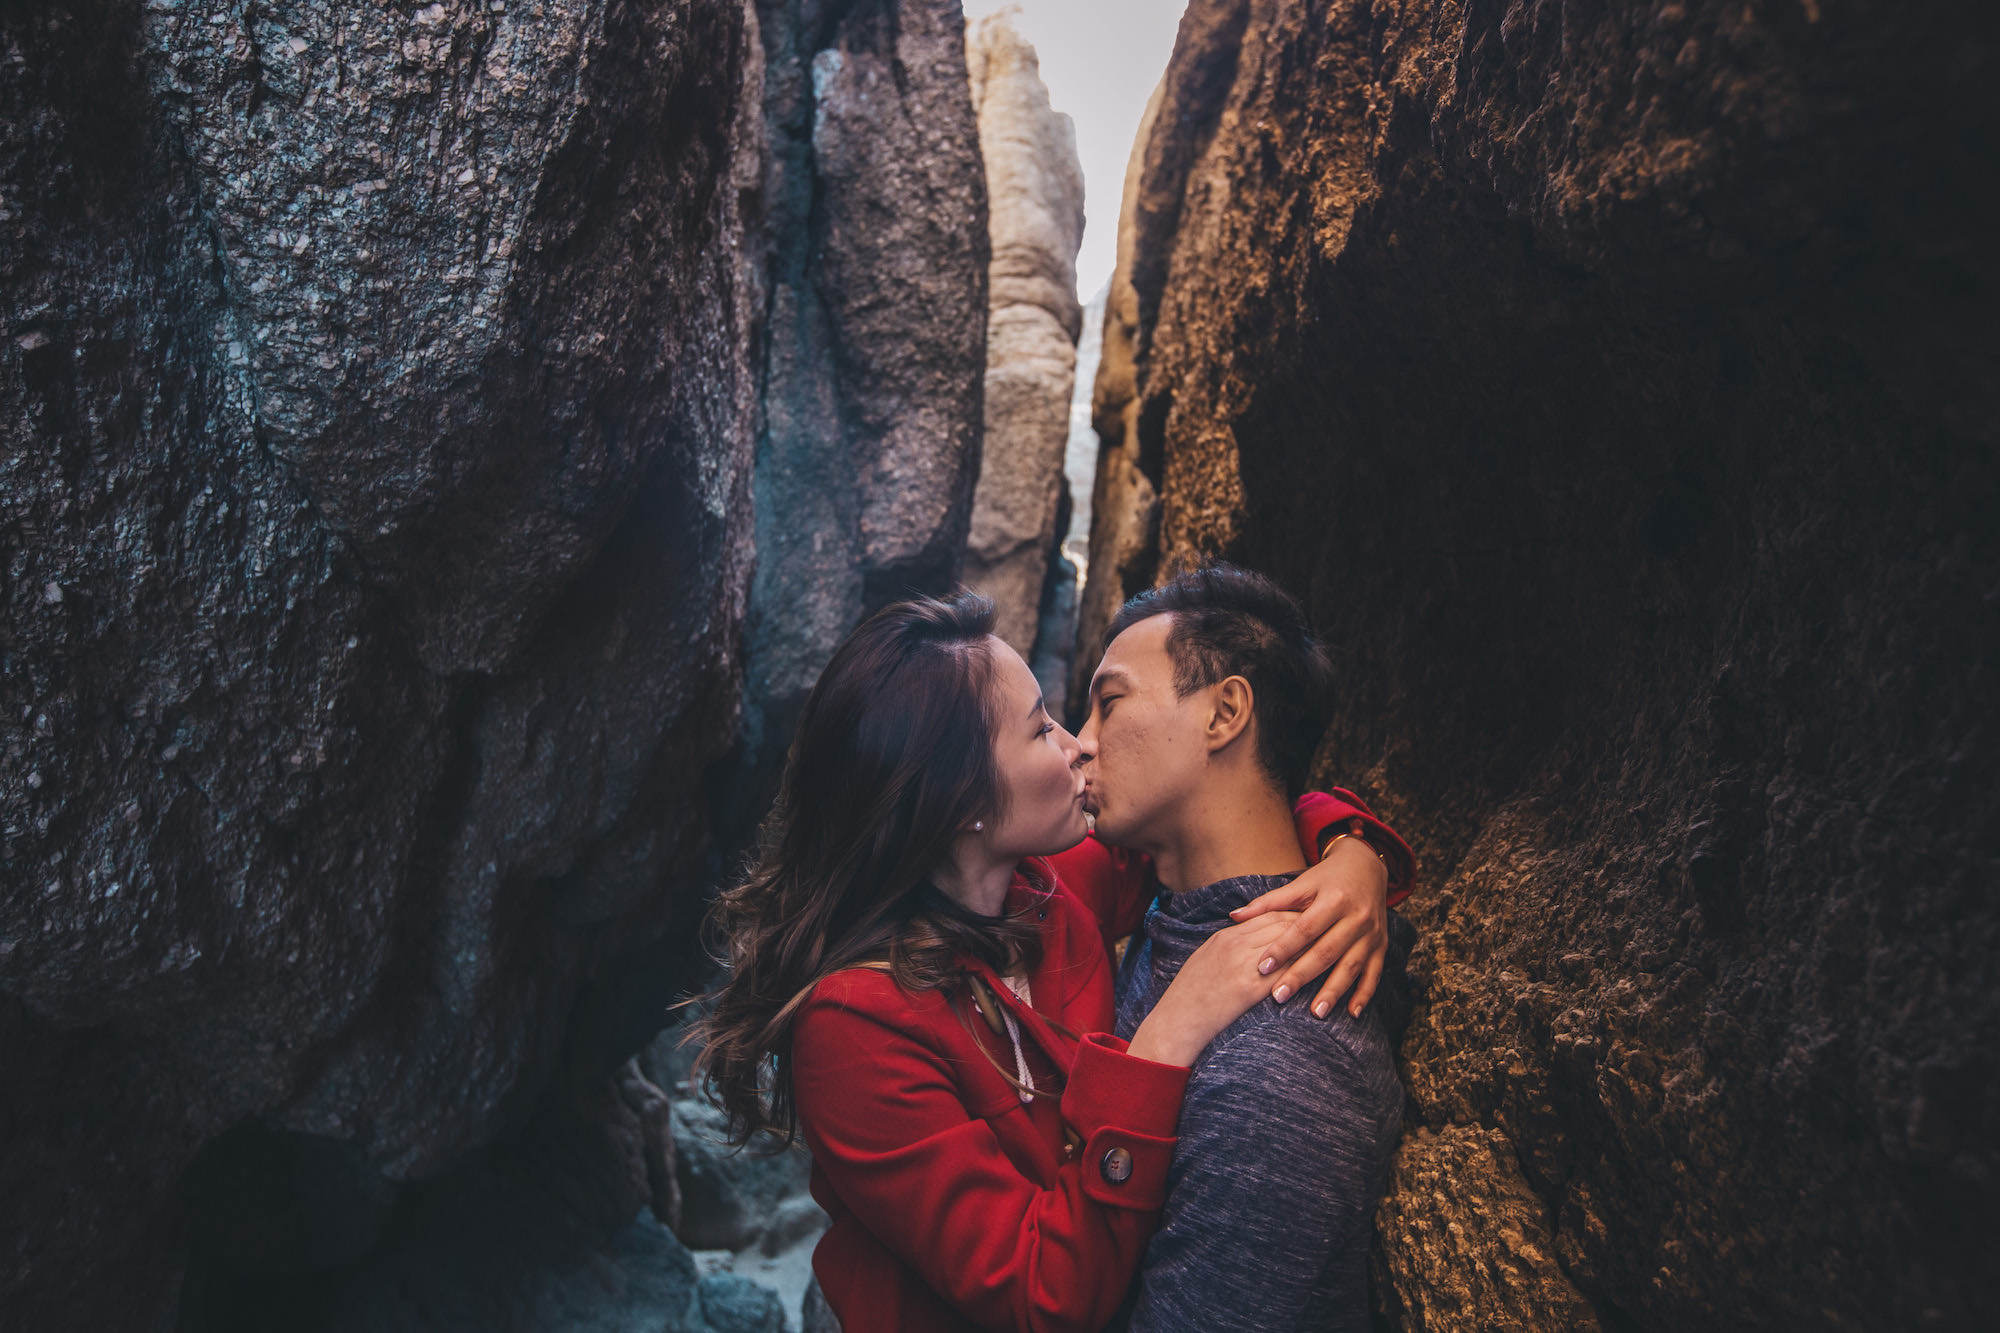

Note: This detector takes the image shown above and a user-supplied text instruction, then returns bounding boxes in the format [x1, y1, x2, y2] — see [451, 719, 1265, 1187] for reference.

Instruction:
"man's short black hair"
[1107, 564, 1335, 796]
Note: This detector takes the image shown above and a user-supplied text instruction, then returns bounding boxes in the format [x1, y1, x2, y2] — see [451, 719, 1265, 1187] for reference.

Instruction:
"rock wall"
[1103, 2, 1998, 1330]
[962, 12, 1084, 659]
[735, 0, 989, 826]
[1, 0, 761, 1325]
[2, 0, 988, 1329]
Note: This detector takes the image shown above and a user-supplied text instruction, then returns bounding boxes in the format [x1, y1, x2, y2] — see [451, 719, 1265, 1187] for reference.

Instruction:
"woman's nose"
[1068, 720, 1093, 765]
[1057, 722, 1083, 765]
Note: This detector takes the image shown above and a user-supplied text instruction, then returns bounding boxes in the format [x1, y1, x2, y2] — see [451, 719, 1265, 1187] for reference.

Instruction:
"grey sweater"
[1113, 873, 1414, 1332]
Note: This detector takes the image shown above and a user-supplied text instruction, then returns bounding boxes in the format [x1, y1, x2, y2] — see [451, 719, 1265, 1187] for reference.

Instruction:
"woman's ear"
[1205, 676, 1256, 753]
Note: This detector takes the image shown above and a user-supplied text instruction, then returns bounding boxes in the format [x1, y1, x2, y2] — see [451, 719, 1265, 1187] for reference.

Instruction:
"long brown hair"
[692, 592, 1046, 1145]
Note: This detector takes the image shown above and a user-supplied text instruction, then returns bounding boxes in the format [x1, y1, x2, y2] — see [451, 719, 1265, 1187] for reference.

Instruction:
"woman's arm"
[794, 980, 1186, 1333]
[1056, 790, 1421, 1019]
[794, 920, 1295, 1333]
[1229, 789, 1420, 1019]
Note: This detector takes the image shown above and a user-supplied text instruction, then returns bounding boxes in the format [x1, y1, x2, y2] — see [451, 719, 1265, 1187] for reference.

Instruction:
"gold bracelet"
[1322, 820, 1384, 862]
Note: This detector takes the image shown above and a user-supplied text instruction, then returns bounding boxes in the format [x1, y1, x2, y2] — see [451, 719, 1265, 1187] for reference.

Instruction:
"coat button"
[1099, 1146, 1133, 1185]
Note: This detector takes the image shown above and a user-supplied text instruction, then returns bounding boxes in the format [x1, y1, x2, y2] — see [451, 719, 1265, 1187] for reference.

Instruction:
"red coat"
[792, 790, 1414, 1333]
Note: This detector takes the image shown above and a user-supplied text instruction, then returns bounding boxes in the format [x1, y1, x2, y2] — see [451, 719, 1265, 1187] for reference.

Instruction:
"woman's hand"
[1229, 834, 1389, 1019]
[1126, 912, 1301, 1067]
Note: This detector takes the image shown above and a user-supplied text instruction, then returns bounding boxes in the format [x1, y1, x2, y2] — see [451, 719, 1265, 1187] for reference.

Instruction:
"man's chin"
[1087, 809, 1137, 849]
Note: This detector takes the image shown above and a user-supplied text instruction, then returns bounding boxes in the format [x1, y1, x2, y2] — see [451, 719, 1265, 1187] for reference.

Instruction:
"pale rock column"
[963, 14, 1086, 657]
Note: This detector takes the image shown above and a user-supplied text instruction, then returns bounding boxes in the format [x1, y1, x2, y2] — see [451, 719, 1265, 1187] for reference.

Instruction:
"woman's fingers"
[1254, 888, 1345, 975]
[1229, 883, 1313, 923]
[1340, 948, 1388, 1019]
[1224, 912, 1301, 951]
[1308, 951, 1364, 1019]
[1305, 920, 1387, 1018]
[1270, 913, 1365, 1004]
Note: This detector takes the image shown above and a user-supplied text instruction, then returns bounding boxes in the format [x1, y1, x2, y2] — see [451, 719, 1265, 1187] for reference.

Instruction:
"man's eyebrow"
[1090, 668, 1132, 697]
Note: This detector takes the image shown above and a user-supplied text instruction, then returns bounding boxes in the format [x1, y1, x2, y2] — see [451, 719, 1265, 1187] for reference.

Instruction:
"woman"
[695, 593, 1411, 1333]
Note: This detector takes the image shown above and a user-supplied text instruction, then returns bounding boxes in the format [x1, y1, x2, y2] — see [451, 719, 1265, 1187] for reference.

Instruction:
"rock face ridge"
[736, 0, 989, 825]
[0, 0, 986, 1328]
[960, 12, 1085, 660]
[1099, 2, 1998, 1330]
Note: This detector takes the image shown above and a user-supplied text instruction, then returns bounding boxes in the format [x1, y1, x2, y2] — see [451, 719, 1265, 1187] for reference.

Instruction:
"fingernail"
[1258, 958, 1275, 976]
[1314, 1001, 1332, 1019]
[1273, 984, 1292, 1003]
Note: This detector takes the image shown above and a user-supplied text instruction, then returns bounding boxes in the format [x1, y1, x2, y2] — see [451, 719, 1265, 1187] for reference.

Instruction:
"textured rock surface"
[960, 12, 1084, 657]
[185, 1058, 714, 1330]
[667, 1095, 815, 1254]
[734, 0, 989, 827]
[3, 0, 992, 1326]
[637, 1025, 828, 1329]
[1, 0, 759, 1325]
[1109, 1, 1998, 1329]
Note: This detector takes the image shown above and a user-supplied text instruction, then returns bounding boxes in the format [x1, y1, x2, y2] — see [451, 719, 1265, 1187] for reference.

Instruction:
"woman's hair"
[691, 591, 1047, 1145]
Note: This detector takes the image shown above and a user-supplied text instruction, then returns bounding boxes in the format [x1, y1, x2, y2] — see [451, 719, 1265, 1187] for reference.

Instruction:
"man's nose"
[1074, 715, 1098, 763]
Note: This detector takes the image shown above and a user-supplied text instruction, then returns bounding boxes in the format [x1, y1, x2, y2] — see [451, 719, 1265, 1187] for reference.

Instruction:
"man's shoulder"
[1191, 991, 1397, 1088]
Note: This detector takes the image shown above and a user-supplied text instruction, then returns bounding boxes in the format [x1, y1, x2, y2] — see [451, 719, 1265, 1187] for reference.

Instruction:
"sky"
[962, 0, 1189, 301]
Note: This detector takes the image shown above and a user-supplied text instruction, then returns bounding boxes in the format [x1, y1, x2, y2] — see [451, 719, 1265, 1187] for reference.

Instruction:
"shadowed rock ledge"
[1096, 1, 1998, 1329]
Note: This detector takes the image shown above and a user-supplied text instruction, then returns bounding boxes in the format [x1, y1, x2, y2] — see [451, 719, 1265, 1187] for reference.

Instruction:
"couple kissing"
[695, 565, 1419, 1332]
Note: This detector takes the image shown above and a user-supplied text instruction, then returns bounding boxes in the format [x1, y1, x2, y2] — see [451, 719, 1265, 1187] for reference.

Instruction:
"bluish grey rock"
[1, 0, 760, 1324]
[2, 1, 985, 1328]
[671, 1095, 815, 1254]
[695, 1272, 786, 1333]
[801, 1275, 842, 1333]
[728, 0, 989, 840]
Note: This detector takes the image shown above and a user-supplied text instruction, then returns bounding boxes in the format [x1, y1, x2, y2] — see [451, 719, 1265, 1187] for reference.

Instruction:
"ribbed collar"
[1152, 870, 1301, 930]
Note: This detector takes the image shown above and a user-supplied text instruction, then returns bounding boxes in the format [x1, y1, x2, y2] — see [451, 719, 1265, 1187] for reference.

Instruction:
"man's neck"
[1147, 780, 1305, 894]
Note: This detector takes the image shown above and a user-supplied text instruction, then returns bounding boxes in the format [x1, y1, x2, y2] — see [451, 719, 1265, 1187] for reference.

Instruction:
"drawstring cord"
[966, 972, 1039, 1105]
[998, 1005, 1036, 1104]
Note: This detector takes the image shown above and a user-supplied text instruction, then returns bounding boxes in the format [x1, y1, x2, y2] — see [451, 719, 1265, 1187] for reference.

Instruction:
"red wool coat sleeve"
[793, 967, 1188, 1333]
[1294, 788, 1420, 907]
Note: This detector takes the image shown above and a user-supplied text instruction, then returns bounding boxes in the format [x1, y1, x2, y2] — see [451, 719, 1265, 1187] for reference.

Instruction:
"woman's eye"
[1038, 721, 1056, 738]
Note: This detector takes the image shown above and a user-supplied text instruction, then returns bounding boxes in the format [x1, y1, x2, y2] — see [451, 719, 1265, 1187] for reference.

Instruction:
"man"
[1076, 565, 1417, 1332]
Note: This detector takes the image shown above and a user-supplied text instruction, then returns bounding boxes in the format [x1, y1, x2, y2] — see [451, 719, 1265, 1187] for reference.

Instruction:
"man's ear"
[1204, 676, 1256, 755]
